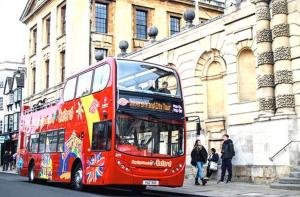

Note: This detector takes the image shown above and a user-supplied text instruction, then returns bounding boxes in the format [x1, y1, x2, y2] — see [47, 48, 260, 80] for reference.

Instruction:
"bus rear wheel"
[72, 164, 83, 191]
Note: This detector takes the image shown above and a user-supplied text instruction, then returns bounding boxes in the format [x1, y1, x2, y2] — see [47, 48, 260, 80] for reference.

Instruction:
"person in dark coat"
[206, 148, 219, 178]
[191, 139, 208, 185]
[218, 134, 235, 183]
[2, 151, 9, 171]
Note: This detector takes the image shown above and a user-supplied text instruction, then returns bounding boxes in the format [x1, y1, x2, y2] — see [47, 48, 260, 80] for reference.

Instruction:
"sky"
[0, 0, 27, 62]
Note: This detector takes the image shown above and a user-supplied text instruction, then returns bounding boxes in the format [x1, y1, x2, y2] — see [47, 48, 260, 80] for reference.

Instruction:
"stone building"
[20, 0, 223, 101]
[123, 0, 300, 183]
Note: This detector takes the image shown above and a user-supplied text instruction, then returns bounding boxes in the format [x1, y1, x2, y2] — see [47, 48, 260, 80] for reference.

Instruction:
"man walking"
[218, 134, 235, 183]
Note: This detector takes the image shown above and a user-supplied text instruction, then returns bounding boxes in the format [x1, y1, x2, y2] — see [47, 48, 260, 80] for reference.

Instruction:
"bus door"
[84, 120, 112, 185]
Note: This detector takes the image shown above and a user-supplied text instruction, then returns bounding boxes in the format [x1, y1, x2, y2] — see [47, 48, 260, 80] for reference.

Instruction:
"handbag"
[209, 161, 218, 171]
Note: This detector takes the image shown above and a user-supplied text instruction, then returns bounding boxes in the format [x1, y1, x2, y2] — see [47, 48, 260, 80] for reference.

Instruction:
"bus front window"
[117, 60, 181, 98]
[116, 113, 184, 157]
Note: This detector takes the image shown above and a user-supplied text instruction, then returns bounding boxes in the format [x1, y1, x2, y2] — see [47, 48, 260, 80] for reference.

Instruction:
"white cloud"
[0, 0, 27, 62]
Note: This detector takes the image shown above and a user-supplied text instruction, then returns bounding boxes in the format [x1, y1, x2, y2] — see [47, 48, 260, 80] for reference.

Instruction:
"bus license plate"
[142, 180, 159, 185]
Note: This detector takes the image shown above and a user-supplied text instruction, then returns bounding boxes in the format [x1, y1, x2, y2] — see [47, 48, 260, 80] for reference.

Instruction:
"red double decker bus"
[18, 58, 186, 191]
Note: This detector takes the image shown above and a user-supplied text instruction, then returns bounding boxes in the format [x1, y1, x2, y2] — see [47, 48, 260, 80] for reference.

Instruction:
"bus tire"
[28, 163, 35, 183]
[71, 163, 83, 191]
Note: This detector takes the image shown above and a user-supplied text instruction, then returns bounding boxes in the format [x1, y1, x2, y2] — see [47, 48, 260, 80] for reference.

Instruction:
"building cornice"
[20, 0, 51, 23]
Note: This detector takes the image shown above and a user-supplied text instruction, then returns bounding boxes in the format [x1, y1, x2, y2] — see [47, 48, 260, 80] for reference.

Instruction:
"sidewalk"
[148, 179, 300, 197]
[0, 166, 17, 175]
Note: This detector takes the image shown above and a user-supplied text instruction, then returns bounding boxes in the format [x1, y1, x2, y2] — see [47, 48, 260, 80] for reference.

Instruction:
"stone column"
[255, 0, 275, 116]
[271, 0, 295, 114]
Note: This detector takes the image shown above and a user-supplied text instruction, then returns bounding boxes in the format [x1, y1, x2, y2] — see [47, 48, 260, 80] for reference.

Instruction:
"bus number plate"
[142, 180, 159, 185]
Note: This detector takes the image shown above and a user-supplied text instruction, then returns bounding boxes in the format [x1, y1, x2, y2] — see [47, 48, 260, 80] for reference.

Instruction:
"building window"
[0, 120, 2, 133]
[4, 115, 8, 133]
[13, 89, 22, 103]
[136, 9, 147, 39]
[61, 51, 65, 82]
[44, 15, 51, 45]
[95, 3, 108, 33]
[45, 60, 50, 89]
[13, 112, 20, 131]
[8, 114, 13, 133]
[0, 97, 3, 110]
[61, 5, 66, 35]
[0, 81, 3, 88]
[32, 67, 36, 94]
[30, 26, 37, 54]
[170, 16, 180, 35]
[95, 48, 107, 59]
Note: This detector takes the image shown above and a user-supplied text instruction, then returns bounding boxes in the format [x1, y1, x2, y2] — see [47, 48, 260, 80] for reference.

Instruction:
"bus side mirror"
[196, 122, 201, 135]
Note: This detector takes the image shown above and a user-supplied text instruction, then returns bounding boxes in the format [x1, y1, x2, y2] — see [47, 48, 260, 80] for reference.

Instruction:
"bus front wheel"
[28, 163, 35, 182]
[72, 164, 83, 191]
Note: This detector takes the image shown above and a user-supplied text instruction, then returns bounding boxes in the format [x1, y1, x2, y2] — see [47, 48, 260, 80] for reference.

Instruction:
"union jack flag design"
[86, 153, 105, 184]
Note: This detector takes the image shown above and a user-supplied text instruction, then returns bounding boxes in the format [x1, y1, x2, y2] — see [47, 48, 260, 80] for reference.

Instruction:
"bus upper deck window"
[63, 78, 76, 102]
[76, 71, 93, 98]
[92, 64, 110, 93]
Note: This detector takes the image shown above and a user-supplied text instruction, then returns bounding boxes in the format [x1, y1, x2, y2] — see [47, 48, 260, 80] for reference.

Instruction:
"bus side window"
[63, 77, 77, 102]
[92, 64, 110, 93]
[31, 134, 39, 153]
[76, 71, 93, 98]
[38, 133, 47, 153]
[92, 120, 112, 151]
[57, 130, 65, 152]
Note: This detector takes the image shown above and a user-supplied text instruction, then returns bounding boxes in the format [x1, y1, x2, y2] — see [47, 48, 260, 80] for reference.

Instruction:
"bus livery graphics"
[18, 58, 186, 190]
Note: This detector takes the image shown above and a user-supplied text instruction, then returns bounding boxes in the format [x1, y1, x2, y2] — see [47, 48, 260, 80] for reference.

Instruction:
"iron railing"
[269, 140, 300, 161]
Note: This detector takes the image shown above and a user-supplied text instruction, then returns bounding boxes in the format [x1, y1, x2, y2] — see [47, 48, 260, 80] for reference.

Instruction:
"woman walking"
[191, 140, 208, 185]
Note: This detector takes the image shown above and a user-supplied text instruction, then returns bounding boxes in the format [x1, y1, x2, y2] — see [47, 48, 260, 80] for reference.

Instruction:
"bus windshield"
[116, 112, 184, 158]
[117, 60, 181, 98]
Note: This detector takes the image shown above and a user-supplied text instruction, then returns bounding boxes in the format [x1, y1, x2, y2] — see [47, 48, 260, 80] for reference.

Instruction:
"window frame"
[61, 4, 66, 35]
[91, 120, 112, 151]
[45, 130, 59, 153]
[57, 129, 65, 153]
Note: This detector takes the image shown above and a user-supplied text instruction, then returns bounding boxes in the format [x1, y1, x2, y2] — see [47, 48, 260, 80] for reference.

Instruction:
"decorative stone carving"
[276, 94, 295, 108]
[259, 97, 275, 111]
[271, 0, 288, 16]
[274, 47, 291, 62]
[274, 70, 293, 85]
[256, 7, 271, 21]
[257, 74, 274, 88]
[257, 52, 274, 65]
[257, 29, 272, 43]
[272, 24, 289, 39]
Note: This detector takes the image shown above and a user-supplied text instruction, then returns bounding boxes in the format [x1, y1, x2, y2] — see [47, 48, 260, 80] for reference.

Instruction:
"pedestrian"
[2, 151, 8, 171]
[218, 134, 235, 183]
[191, 139, 208, 186]
[8, 151, 13, 171]
[206, 148, 219, 178]
[13, 152, 17, 170]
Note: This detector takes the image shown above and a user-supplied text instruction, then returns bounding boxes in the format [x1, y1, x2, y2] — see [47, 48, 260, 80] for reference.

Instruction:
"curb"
[0, 171, 18, 175]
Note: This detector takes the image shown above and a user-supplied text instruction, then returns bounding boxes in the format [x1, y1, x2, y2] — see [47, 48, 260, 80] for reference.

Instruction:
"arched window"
[207, 61, 225, 118]
[238, 49, 256, 102]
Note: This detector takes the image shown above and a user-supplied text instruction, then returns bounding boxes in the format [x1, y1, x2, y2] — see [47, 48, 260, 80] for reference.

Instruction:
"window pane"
[92, 64, 110, 93]
[38, 133, 47, 153]
[95, 3, 107, 33]
[95, 48, 107, 58]
[46, 131, 58, 152]
[57, 130, 65, 152]
[76, 71, 93, 98]
[63, 77, 76, 102]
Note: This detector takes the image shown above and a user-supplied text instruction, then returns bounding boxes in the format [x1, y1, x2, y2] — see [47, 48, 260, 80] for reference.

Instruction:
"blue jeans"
[196, 161, 203, 179]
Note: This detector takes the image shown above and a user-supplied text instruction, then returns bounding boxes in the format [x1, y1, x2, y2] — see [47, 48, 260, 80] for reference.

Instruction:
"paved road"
[0, 173, 202, 197]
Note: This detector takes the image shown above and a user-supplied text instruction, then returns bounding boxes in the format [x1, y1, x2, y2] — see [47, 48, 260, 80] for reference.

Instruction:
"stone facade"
[20, 0, 223, 102]
[124, 0, 300, 183]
